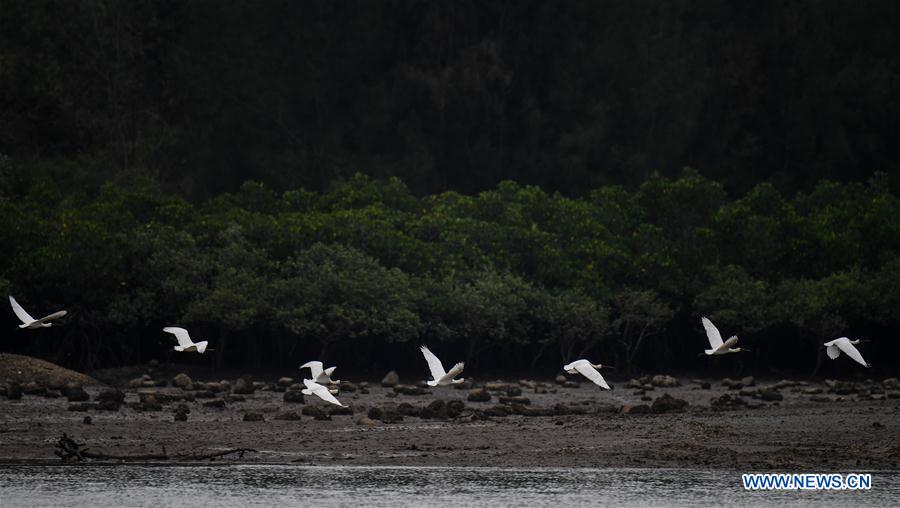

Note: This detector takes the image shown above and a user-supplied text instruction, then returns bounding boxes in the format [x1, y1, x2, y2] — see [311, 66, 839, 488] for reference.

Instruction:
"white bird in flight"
[701, 316, 747, 355]
[824, 337, 870, 368]
[564, 359, 611, 389]
[301, 379, 348, 407]
[420, 345, 465, 386]
[162, 327, 211, 353]
[9, 296, 67, 329]
[300, 361, 340, 384]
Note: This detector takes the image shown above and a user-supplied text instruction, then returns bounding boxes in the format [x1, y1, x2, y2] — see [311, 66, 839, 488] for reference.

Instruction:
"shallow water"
[1, 465, 898, 507]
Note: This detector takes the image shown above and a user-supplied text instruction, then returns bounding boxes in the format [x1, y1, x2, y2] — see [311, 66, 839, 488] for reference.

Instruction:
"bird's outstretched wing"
[573, 361, 610, 389]
[37, 310, 67, 324]
[9, 296, 36, 324]
[300, 361, 324, 378]
[825, 344, 840, 360]
[303, 379, 346, 407]
[701, 317, 724, 349]
[835, 338, 870, 367]
[420, 346, 446, 380]
[163, 327, 193, 347]
[445, 362, 464, 380]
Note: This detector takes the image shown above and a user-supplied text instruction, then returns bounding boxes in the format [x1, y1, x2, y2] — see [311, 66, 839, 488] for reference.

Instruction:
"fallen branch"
[54, 433, 257, 462]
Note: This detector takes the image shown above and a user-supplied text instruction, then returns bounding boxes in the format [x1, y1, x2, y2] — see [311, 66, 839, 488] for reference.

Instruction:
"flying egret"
[300, 361, 340, 384]
[701, 316, 747, 355]
[824, 337, 871, 368]
[301, 379, 348, 407]
[162, 327, 211, 353]
[420, 345, 465, 386]
[564, 359, 612, 389]
[9, 296, 67, 329]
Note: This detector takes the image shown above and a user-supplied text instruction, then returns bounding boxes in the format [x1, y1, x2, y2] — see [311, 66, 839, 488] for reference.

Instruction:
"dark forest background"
[1, 0, 898, 376]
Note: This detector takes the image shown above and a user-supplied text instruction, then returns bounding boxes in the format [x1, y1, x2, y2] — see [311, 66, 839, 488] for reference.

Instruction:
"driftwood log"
[54, 433, 256, 462]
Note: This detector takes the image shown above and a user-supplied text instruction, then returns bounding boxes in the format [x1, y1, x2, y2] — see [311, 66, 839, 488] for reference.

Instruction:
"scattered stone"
[243, 412, 264, 422]
[232, 377, 255, 395]
[302, 406, 328, 419]
[810, 396, 832, 403]
[96, 389, 125, 405]
[499, 396, 531, 405]
[519, 380, 536, 389]
[484, 406, 510, 417]
[393, 384, 429, 396]
[22, 381, 46, 395]
[203, 399, 226, 409]
[329, 406, 353, 416]
[700, 382, 711, 390]
[802, 387, 823, 395]
[83, 416, 92, 425]
[620, 404, 651, 415]
[626, 379, 644, 389]
[396, 403, 421, 417]
[467, 388, 491, 402]
[43, 390, 61, 398]
[555, 374, 568, 385]
[283, 390, 305, 404]
[367, 407, 402, 423]
[274, 411, 302, 421]
[452, 380, 474, 390]
[872, 421, 884, 429]
[741, 376, 756, 387]
[832, 382, 856, 395]
[140, 394, 162, 411]
[745, 401, 765, 409]
[562, 381, 580, 389]
[6, 382, 23, 400]
[204, 381, 225, 393]
[277, 377, 294, 388]
[340, 381, 358, 393]
[381, 371, 400, 387]
[174, 412, 188, 421]
[356, 415, 377, 426]
[420, 400, 449, 419]
[223, 394, 246, 403]
[485, 382, 509, 392]
[641, 396, 653, 402]
[446, 399, 465, 418]
[173, 373, 193, 390]
[384, 392, 397, 398]
[882, 378, 900, 390]
[651, 375, 680, 388]
[193, 390, 217, 399]
[710, 393, 747, 410]
[651, 393, 689, 413]
[511, 404, 554, 416]
[758, 388, 783, 401]
[64, 383, 89, 402]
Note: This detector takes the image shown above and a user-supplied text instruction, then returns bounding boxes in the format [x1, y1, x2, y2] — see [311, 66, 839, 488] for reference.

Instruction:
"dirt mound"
[0, 353, 100, 387]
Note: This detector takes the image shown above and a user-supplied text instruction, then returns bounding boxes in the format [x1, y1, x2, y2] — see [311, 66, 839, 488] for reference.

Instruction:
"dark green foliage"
[1, 172, 897, 372]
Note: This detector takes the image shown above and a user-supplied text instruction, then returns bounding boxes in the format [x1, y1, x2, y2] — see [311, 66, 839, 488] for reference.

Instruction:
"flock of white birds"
[7, 294, 873, 406]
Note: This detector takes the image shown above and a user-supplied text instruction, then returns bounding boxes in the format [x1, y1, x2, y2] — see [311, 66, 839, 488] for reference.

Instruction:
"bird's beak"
[859, 339, 871, 343]
[741, 348, 752, 352]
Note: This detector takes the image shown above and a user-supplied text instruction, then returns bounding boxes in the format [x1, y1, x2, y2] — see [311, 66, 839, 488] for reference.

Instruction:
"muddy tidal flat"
[2, 367, 900, 470]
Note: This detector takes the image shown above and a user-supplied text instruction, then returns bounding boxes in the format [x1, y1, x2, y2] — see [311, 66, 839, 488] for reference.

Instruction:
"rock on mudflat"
[651, 393, 689, 413]
[243, 412, 265, 422]
[274, 411, 302, 421]
[64, 383, 89, 402]
[283, 390, 305, 404]
[6, 382, 23, 400]
[173, 373, 193, 389]
[381, 371, 400, 387]
[393, 384, 429, 396]
[467, 388, 491, 402]
[651, 375, 680, 388]
[620, 404, 651, 415]
[232, 377, 255, 395]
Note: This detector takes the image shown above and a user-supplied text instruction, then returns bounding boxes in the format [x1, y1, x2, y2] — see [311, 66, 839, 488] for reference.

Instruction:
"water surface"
[1, 465, 897, 507]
